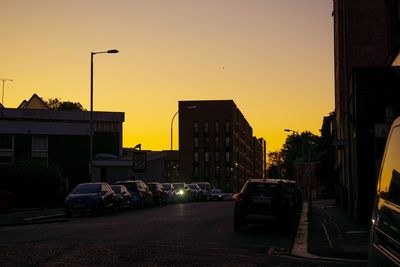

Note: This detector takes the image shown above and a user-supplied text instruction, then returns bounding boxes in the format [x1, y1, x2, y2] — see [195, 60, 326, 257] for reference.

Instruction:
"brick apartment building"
[178, 100, 266, 193]
[333, 0, 400, 220]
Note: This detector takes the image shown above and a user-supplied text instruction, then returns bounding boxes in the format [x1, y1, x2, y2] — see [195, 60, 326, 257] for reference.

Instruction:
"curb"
[0, 213, 67, 227]
[23, 213, 65, 222]
[290, 202, 367, 264]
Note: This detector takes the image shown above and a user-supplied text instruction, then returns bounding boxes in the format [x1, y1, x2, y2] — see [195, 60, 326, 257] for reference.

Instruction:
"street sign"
[333, 139, 347, 147]
[133, 151, 146, 172]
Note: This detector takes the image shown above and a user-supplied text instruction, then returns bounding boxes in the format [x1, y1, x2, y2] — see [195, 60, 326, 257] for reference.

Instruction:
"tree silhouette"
[44, 98, 86, 111]
[266, 150, 284, 178]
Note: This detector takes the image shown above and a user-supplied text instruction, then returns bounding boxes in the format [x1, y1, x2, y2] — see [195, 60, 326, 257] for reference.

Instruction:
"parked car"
[115, 180, 153, 208]
[224, 192, 234, 201]
[367, 116, 400, 266]
[233, 178, 295, 231]
[191, 182, 212, 201]
[188, 183, 202, 201]
[210, 188, 224, 201]
[172, 183, 191, 202]
[147, 182, 168, 206]
[110, 184, 133, 210]
[162, 183, 177, 203]
[65, 182, 117, 217]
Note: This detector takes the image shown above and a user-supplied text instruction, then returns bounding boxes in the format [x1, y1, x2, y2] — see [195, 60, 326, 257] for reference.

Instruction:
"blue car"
[65, 182, 117, 217]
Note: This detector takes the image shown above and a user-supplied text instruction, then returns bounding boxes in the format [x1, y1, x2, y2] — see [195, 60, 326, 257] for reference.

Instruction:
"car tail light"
[235, 192, 244, 203]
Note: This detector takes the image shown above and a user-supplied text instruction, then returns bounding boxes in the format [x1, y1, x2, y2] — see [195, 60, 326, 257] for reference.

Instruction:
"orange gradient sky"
[0, 0, 334, 152]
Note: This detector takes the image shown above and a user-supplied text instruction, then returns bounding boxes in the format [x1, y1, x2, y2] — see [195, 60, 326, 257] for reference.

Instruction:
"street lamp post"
[89, 49, 119, 180]
[170, 105, 197, 151]
[170, 110, 179, 151]
[1, 78, 13, 106]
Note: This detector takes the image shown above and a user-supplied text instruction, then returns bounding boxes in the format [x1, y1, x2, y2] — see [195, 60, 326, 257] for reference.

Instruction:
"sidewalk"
[292, 199, 369, 263]
[0, 207, 66, 227]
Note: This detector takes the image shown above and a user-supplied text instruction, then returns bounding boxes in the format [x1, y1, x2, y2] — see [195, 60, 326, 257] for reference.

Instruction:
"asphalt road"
[0, 201, 362, 266]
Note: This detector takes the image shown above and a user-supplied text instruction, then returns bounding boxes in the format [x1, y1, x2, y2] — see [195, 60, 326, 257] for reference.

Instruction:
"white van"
[367, 116, 400, 266]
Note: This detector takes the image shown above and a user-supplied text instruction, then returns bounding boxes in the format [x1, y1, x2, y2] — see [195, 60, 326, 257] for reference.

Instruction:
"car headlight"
[178, 190, 184, 195]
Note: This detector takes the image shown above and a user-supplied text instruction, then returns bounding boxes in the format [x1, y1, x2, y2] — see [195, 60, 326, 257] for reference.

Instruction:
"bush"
[0, 162, 66, 208]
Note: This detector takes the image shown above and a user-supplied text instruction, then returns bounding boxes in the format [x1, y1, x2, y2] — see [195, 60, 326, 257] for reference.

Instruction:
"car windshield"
[188, 184, 198, 189]
[111, 185, 121, 193]
[118, 182, 139, 192]
[71, 184, 101, 194]
[173, 183, 184, 189]
[245, 183, 281, 195]
[148, 184, 157, 190]
[162, 184, 172, 190]
[197, 184, 206, 190]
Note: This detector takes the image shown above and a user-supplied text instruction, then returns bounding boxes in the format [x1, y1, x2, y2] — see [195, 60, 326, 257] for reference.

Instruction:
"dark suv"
[233, 178, 295, 231]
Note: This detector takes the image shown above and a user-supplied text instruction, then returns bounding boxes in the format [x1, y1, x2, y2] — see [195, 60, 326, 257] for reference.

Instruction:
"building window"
[194, 122, 199, 133]
[32, 135, 48, 163]
[204, 121, 209, 134]
[225, 151, 230, 162]
[204, 137, 209, 148]
[215, 136, 219, 148]
[205, 166, 209, 178]
[0, 135, 14, 164]
[194, 167, 199, 178]
[215, 121, 220, 133]
[32, 136, 48, 151]
[225, 121, 230, 133]
[0, 135, 13, 150]
[226, 166, 231, 177]
[225, 136, 230, 148]
[204, 151, 209, 163]
[194, 137, 199, 148]
[215, 151, 220, 162]
[215, 166, 220, 177]
[194, 152, 199, 162]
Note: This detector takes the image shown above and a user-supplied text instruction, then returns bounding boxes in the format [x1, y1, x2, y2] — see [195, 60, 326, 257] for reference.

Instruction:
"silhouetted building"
[146, 150, 179, 182]
[178, 100, 266, 193]
[0, 94, 124, 187]
[333, 0, 400, 220]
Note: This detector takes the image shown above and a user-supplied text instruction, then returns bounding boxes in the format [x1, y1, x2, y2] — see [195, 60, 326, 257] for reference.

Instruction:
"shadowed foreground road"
[0, 201, 362, 266]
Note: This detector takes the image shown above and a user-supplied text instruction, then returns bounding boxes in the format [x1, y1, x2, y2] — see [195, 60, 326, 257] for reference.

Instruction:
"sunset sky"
[0, 0, 334, 152]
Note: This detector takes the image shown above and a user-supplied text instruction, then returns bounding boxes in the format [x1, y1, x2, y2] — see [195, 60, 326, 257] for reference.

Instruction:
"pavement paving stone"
[308, 199, 369, 261]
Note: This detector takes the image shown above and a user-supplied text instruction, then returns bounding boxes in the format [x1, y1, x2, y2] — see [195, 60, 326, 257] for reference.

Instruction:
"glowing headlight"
[178, 190, 184, 195]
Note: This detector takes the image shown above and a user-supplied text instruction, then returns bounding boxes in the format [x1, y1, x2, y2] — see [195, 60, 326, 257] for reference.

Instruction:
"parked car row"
[65, 180, 231, 217]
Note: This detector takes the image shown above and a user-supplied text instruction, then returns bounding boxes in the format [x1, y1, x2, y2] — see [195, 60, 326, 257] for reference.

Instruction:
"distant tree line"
[266, 112, 336, 196]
